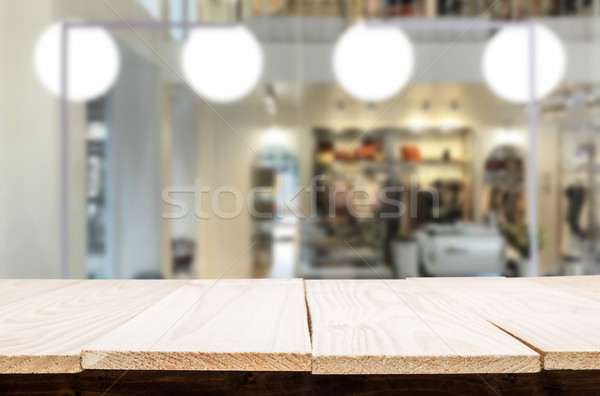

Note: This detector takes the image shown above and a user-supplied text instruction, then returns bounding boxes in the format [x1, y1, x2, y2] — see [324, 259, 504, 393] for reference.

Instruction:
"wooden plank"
[0, 279, 84, 306]
[82, 279, 311, 371]
[305, 280, 540, 374]
[524, 275, 600, 302]
[491, 277, 600, 370]
[0, 280, 183, 374]
[409, 277, 600, 370]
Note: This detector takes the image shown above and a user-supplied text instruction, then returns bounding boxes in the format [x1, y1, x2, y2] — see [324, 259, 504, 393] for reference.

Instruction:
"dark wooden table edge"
[2, 369, 600, 395]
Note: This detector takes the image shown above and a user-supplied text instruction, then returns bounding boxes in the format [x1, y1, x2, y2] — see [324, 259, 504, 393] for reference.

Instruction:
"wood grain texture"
[305, 280, 540, 375]
[82, 279, 311, 371]
[2, 277, 598, 375]
[0, 280, 84, 306]
[524, 275, 600, 302]
[0, 280, 183, 374]
[409, 277, 600, 370]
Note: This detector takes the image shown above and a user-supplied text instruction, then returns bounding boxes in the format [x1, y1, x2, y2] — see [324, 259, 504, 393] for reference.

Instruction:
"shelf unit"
[556, 122, 600, 274]
[300, 126, 475, 279]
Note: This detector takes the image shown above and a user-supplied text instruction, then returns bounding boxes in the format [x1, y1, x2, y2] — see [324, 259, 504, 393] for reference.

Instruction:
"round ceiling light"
[181, 26, 263, 103]
[33, 22, 121, 102]
[482, 23, 566, 103]
[333, 23, 414, 103]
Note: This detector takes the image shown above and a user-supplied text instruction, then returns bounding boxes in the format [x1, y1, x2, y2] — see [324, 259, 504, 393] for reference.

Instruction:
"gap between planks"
[0, 280, 184, 374]
[304, 279, 541, 375]
[407, 277, 600, 371]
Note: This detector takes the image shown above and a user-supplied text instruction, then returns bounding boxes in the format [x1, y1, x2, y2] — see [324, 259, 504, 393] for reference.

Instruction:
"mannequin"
[565, 179, 586, 237]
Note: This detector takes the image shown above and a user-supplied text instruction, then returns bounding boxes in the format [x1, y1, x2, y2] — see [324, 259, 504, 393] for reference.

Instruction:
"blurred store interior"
[1, 0, 599, 280]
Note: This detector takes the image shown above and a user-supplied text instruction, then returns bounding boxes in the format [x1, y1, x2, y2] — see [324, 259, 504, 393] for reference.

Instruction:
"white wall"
[107, 45, 163, 279]
[195, 104, 264, 278]
[169, 85, 200, 241]
[0, 0, 164, 278]
[0, 1, 62, 278]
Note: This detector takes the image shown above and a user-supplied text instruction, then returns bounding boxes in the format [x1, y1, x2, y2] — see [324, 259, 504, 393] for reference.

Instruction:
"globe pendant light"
[482, 23, 566, 103]
[33, 22, 121, 102]
[181, 25, 263, 103]
[333, 23, 414, 103]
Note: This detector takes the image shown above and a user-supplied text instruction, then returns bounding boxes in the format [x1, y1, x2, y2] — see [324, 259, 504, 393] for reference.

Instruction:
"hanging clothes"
[565, 185, 586, 237]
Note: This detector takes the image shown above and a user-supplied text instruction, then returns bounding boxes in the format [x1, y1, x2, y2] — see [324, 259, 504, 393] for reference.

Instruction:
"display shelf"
[313, 126, 472, 141]
[305, 126, 475, 279]
[320, 159, 471, 168]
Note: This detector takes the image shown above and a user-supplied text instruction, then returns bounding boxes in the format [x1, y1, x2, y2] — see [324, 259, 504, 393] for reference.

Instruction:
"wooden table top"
[0, 276, 598, 375]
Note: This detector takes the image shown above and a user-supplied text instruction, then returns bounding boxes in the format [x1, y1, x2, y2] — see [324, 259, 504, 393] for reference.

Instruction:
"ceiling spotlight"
[482, 23, 566, 103]
[450, 100, 459, 111]
[333, 23, 414, 102]
[33, 21, 121, 102]
[181, 25, 263, 103]
[264, 85, 277, 116]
